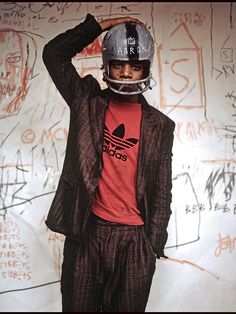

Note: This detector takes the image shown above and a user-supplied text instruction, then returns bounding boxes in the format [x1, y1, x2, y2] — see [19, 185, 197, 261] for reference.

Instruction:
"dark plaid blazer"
[42, 14, 175, 258]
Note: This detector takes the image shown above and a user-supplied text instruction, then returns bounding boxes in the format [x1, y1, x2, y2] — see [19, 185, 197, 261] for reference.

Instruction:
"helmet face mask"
[102, 22, 154, 95]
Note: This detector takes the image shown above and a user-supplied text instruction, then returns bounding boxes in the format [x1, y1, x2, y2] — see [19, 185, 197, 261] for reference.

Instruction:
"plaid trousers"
[61, 214, 156, 312]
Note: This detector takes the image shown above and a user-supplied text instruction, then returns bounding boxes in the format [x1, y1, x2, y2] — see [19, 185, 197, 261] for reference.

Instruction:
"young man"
[43, 14, 175, 312]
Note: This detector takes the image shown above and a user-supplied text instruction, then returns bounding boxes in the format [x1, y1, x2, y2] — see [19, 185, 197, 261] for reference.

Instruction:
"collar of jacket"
[89, 89, 161, 202]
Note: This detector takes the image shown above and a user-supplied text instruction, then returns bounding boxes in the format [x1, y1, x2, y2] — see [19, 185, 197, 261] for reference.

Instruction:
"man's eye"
[7, 53, 21, 66]
[113, 63, 122, 68]
[7, 56, 21, 64]
[132, 64, 142, 70]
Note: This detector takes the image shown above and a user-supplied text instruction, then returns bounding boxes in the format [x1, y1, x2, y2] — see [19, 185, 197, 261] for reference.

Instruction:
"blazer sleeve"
[149, 118, 175, 258]
[42, 14, 102, 108]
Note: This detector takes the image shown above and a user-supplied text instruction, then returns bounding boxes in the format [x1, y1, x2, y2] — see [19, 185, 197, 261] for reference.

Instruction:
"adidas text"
[103, 145, 127, 161]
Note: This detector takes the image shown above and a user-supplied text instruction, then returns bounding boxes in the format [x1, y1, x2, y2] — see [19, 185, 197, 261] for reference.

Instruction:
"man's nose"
[0, 58, 9, 79]
[120, 64, 132, 78]
[0, 58, 4, 78]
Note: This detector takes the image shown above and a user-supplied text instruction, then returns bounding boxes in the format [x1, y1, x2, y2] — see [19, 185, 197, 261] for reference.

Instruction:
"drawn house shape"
[157, 22, 206, 110]
[166, 172, 201, 249]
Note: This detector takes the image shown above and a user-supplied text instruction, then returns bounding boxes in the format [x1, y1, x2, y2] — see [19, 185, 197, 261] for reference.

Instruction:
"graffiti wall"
[0, 2, 235, 312]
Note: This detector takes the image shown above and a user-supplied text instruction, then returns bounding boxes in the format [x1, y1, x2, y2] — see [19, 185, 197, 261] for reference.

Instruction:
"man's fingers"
[100, 16, 145, 31]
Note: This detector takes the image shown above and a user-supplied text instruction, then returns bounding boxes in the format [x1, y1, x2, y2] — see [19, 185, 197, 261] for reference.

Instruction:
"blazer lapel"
[89, 89, 109, 157]
[136, 97, 161, 203]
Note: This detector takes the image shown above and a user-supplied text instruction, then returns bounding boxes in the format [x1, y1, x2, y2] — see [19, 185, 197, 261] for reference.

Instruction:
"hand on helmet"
[99, 16, 145, 32]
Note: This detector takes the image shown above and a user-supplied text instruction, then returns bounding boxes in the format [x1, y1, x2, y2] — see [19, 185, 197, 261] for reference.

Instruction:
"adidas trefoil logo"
[103, 124, 139, 161]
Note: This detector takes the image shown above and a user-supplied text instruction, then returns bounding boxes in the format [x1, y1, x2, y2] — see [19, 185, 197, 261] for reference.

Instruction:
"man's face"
[0, 30, 31, 118]
[109, 59, 144, 93]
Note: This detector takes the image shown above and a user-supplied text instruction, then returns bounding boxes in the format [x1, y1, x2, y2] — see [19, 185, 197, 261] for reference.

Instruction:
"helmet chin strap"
[103, 72, 154, 95]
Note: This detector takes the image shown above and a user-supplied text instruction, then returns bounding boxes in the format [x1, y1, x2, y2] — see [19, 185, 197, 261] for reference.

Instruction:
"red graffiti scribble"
[161, 256, 220, 280]
[0, 29, 37, 118]
[75, 37, 102, 59]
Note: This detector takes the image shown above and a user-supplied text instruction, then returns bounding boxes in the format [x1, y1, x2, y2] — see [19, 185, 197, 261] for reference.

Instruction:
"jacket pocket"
[141, 229, 156, 260]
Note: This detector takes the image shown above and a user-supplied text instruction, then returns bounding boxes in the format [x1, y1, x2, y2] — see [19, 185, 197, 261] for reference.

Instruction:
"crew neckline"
[109, 98, 141, 108]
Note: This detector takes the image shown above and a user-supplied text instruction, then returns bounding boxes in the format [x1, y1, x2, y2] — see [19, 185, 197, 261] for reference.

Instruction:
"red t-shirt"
[91, 99, 144, 225]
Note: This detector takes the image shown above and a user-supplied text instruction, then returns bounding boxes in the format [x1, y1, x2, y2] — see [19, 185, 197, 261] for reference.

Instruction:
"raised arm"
[42, 14, 102, 107]
[42, 14, 145, 108]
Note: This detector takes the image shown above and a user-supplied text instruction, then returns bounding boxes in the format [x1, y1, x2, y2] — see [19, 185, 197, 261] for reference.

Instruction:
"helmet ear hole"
[142, 60, 150, 79]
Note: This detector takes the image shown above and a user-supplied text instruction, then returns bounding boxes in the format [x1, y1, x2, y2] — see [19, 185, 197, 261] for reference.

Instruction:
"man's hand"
[99, 16, 145, 32]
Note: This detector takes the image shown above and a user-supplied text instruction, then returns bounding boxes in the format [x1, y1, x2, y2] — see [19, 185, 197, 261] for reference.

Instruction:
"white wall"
[0, 2, 235, 312]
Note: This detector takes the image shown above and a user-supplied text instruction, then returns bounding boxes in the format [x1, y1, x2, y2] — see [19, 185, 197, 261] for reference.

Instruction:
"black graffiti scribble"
[225, 90, 236, 109]
[205, 164, 236, 209]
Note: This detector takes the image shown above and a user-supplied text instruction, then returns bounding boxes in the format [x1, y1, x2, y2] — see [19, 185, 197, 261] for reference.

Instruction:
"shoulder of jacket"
[147, 104, 175, 128]
[82, 74, 102, 96]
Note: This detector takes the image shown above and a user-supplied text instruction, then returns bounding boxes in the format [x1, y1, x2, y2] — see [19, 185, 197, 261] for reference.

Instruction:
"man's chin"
[111, 83, 139, 93]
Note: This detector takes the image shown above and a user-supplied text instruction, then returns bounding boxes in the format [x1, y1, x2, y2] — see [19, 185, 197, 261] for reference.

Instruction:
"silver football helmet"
[102, 22, 154, 95]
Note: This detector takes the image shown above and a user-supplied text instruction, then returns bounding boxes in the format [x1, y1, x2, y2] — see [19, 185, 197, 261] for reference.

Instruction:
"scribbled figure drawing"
[0, 29, 37, 118]
[205, 164, 236, 210]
